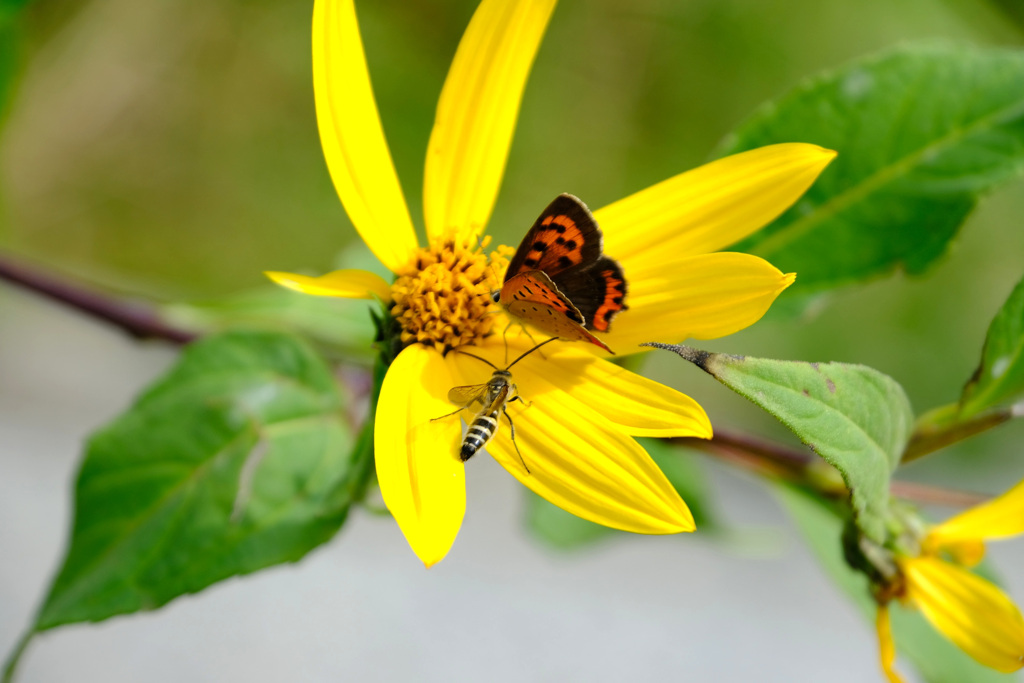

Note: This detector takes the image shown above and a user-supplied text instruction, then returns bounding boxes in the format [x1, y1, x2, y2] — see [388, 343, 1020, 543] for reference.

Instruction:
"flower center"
[390, 237, 510, 354]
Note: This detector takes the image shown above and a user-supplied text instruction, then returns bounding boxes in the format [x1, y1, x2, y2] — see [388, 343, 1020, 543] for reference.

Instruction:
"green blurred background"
[3, 1, 1024, 681]
[3, 0, 1023, 485]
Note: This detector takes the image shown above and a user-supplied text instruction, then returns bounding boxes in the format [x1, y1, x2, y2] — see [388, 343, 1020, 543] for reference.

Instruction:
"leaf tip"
[641, 342, 711, 369]
[640, 342, 741, 377]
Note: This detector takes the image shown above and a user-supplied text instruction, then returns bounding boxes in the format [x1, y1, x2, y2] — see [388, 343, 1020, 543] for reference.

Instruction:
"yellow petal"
[938, 540, 987, 568]
[264, 269, 391, 300]
[513, 345, 712, 438]
[902, 556, 1024, 673]
[314, 0, 418, 273]
[876, 605, 906, 683]
[375, 345, 466, 567]
[422, 0, 557, 243]
[597, 144, 836, 261]
[928, 478, 1024, 550]
[446, 350, 694, 534]
[599, 252, 795, 350]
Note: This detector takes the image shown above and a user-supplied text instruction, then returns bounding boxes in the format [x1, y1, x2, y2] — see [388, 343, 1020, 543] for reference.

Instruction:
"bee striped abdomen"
[460, 410, 500, 461]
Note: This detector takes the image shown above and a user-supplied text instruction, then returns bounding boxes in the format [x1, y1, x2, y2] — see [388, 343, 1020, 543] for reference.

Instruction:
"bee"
[434, 337, 557, 473]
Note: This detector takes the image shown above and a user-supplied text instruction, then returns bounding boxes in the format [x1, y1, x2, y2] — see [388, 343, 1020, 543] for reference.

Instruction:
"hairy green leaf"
[646, 344, 913, 543]
[961, 273, 1024, 418]
[720, 44, 1024, 297]
[36, 331, 365, 630]
[774, 483, 1011, 683]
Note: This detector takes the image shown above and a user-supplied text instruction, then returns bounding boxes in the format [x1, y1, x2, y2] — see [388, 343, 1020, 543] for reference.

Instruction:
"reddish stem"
[677, 429, 988, 508]
[0, 253, 195, 344]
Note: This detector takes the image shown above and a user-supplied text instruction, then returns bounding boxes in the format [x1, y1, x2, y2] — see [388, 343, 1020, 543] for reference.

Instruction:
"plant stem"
[0, 253, 195, 344]
[0, 255, 995, 510]
[902, 402, 1012, 463]
[1, 629, 33, 683]
[677, 429, 989, 508]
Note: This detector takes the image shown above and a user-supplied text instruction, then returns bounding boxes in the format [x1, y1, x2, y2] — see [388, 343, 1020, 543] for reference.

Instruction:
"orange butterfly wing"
[499, 271, 612, 353]
[499, 194, 626, 351]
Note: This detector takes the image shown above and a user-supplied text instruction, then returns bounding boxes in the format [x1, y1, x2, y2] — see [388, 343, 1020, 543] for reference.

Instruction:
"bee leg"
[508, 392, 533, 410]
[431, 405, 469, 422]
[502, 406, 530, 474]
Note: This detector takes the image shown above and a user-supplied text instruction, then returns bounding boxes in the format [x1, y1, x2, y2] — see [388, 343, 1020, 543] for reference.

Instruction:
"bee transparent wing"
[447, 383, 488, 406]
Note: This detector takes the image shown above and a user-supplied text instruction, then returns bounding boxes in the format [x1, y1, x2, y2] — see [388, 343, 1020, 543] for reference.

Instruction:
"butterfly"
[495, 193, 627, 354]
[433, 338, 558, 473]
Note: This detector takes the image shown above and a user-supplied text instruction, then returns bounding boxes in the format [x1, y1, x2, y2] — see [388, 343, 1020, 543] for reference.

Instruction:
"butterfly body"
[498, 194, 627, 353]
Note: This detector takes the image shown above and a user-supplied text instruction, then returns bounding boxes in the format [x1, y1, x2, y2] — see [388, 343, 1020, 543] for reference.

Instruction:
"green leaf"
[774, 483, 1013, 683]
[645, 439, 718, 531]
[645, 344, 913, 543]
[526, 439, 717, 549]
[988, 0, 1024, 33]
[163, 286, 376, 360]
[35, 331, 366, 630]
[961, 273, 1024, 417]
[0, 0, 27, 124]
[525, 491, 615, 550]
[719, 43, 1024, 297]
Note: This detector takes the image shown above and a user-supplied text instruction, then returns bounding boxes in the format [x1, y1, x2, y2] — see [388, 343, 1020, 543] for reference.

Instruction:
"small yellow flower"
[876, 479, 1024, 681]
[268, 0, 834, 566]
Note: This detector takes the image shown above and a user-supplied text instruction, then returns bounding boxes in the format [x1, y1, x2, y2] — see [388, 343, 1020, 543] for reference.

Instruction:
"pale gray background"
[2, 288, 1022, 683]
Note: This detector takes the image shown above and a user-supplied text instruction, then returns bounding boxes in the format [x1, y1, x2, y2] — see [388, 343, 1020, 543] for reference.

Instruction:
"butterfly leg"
[502, 320, 548, 355]
[502, 405, 531, 474]
[520, 324, 541, 348]
[501, 321, 513, 365]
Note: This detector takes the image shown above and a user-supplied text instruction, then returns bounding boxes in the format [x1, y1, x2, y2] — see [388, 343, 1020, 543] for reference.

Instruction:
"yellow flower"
[267, 0, 834, 566]
[876, 479, 1024, 681]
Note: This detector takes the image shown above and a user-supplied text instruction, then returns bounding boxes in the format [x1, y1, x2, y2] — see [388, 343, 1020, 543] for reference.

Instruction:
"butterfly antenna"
[506, 337, 559, 371]
[453, 349, 499, 371]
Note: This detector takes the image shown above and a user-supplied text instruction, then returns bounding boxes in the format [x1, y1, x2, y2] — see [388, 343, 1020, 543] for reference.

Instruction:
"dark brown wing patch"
[588, 260, 628, 332]
[549, 257, 627, 332]
[505, 194, 602, 279]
